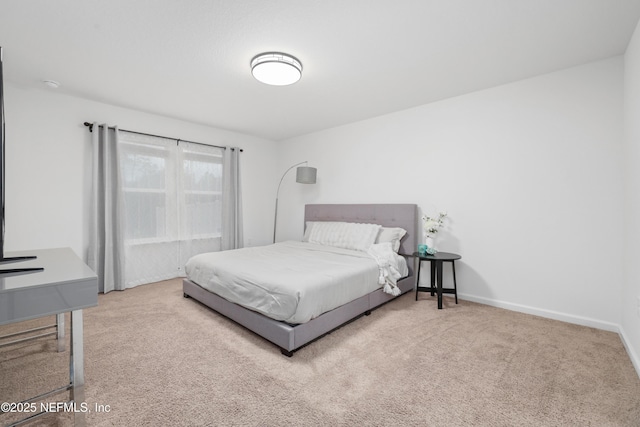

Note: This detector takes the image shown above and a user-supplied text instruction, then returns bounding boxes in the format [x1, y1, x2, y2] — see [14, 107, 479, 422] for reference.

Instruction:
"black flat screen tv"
[0, 46, 42, 274]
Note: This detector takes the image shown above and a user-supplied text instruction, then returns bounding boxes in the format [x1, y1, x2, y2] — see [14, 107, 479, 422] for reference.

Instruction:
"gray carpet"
[1, 278, 639, 426]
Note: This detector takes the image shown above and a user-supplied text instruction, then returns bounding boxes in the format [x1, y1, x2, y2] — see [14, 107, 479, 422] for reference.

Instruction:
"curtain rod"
[83, 122, 243, 152]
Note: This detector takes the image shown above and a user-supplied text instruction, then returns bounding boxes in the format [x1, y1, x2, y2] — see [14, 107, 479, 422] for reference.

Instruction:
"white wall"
[277, 57, 625, 331]
[623, 19, 640, 375]
[4, 84, 278, 259]
[5, 48, 634, 372]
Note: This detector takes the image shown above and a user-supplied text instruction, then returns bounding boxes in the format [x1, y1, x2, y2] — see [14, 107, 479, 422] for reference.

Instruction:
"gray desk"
[0, 248, 97, 426]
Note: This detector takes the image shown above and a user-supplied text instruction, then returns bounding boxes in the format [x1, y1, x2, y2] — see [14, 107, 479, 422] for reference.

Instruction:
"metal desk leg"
[70, 309, 85, 427]
[436, 261, 443, 309]
[56, 313, 65, 352]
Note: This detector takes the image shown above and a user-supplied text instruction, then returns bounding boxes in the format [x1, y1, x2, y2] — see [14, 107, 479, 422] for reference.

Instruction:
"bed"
[182, 203, 418, 356]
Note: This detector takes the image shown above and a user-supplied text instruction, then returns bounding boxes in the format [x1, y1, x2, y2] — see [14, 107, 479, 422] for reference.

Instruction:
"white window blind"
[118, 131, 223, 287]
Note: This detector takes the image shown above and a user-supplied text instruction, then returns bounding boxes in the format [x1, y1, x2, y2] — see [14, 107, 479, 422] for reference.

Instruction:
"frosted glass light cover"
[251, 53, 302, 86]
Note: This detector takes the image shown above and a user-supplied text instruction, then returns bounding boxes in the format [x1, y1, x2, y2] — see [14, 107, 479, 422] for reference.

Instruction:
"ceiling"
[1, 0, 639, 141]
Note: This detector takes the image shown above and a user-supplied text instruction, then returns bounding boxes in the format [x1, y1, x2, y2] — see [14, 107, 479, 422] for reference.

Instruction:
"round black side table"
[413, 251, 461, 309]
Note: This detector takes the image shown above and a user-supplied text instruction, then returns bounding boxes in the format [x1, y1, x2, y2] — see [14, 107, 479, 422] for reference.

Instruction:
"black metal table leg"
[415, 257, 422, 301]
[430, 261, 436, 296]
[452, 260, 458, 304]
[436, 260, 443, 309]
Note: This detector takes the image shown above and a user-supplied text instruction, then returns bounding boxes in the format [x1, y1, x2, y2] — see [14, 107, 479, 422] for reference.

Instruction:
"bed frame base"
[183, 275, 414, 356]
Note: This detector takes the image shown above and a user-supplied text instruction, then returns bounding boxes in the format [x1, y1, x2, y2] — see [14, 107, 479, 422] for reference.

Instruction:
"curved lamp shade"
[251, 52, 302, 86]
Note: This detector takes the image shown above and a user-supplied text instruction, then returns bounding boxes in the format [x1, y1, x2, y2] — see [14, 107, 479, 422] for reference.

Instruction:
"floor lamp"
[273, 161, 317, 243]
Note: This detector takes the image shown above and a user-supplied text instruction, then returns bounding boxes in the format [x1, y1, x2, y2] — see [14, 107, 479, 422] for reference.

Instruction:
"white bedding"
[185, 241, 408, 324]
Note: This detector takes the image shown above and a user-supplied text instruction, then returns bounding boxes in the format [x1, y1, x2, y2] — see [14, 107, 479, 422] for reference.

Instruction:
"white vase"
[425, 235, 437, 254]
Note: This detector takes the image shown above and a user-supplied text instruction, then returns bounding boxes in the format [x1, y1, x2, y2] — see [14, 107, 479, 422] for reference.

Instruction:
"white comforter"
[185, 241, 408, 324]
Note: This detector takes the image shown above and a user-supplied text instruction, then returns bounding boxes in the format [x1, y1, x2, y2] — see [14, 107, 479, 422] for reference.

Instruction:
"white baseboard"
[619, 327, 640, 380]
[457, 293, 640, 379]
[457, 293, 620, 332]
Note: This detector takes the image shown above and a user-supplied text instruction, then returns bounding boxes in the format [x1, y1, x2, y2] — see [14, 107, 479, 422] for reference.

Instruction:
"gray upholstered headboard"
[304, 204, 418, 257]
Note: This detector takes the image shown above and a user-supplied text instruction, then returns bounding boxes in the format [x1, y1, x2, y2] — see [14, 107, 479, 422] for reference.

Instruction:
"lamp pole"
[273, 161, 308, 243]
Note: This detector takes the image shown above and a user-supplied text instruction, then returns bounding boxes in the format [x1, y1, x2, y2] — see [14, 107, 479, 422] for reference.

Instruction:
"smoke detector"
[42, 80, 60, 89]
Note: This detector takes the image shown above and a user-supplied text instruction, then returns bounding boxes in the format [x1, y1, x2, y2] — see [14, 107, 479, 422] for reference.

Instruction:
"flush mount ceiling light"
[251, 52, 302, 86]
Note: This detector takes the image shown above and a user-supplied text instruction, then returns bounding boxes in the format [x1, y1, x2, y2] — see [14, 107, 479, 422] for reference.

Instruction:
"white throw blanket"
[367, 242, 402, 296]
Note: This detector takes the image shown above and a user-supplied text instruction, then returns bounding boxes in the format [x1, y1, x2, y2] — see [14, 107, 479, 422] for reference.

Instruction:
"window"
[180, 145, 223, 239]
[121, 140, 173, 242]
[118, 132, 224, 286]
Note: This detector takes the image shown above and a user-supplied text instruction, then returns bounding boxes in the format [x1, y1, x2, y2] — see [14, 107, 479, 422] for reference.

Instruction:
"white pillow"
[306, 221, 381, 252]
[376, 227, 407, 253]
[302, 221, 316, 242]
